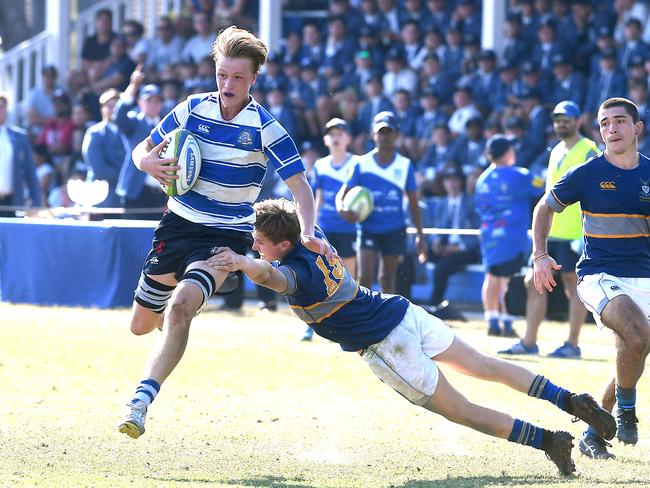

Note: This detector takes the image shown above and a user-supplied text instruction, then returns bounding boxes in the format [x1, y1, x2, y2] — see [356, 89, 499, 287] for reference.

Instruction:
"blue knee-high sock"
[615, 385, 636, 411]
[131, 378, 161, 407]
[508, 418, 547, 450]
[528, 375, 570, 412]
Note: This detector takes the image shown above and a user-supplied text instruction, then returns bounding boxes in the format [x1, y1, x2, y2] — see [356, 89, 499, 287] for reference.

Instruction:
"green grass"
[1, 303, 648, 487]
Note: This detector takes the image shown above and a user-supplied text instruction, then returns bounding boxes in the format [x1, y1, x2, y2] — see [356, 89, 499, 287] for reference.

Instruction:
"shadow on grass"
[499, 355, 610, 364]
[150, 475, 318, 487]
[397, 473, 650, 487]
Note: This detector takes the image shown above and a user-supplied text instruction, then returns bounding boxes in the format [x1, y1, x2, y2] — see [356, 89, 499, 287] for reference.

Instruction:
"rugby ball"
[160, 128, 202, 196]
[343, 186, 374, 222]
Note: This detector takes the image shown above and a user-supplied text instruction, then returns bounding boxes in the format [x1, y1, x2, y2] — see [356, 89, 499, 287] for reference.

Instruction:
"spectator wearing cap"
[382, 48, 417, 98]
[323, 16, 357, 75]
[512, 61, 551, 106]
[26, 65, 61, 139]
[418, 53, 453, 105]
[82, 89, 127, 208]
[357, 26, 386, 73]
[438, 25, 464, 77]
[146, 16, 185, 75]
[589, 24, 616, 75]
[81, 9, 117, 75]
[299, 22, 325, 69]
[585, 47, 627, 114]
[550, 52, 586, 109]
[417, 123, 459, 194]
[391, 89, 419, 158]
[255, 51, 289, 94]
[516, 0, 540, 45]
[338, 110, 426, 293]
[627, 54, 646, 81]
[470, 50, 500, 113]
[619, 18, 648, 74]
[500, 100, 598, 358]
[400, 20, 423, 70]
[343, 49, 376, 100]
[492, 61, 519, 112]
[114, 66, 167, 218]
[454, 0, 481, 39]
[531, 18, 566, 78]
[475, 134, 544, 337]
[358, 2, 388, 36]
[411, 28, 443, 71]
[180, 12, 216, 65]
[519, 87, 552, 167]
[423, 166, 480, 313]
[91, 36, 137, 93]
[453, 115, 487, 179]
[502, 13, 530, 68]
[447, 86, 481, 137]
[415, 89, 448, 156]
[37, 89, 75, 173]
[0, 93, 41, 215]
[357, 75, 394, 136]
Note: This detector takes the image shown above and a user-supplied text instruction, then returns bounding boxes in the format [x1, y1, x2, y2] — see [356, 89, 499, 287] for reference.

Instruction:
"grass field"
[1, 303, 648, 487]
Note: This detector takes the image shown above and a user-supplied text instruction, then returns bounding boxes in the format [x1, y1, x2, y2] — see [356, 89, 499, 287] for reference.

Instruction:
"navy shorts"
[359, 227, 407, 256]
[324, 231, 357, 258]
[143, 211, 253, 280]
[547, 239, 580, 271]
[488, 253, 525, 277]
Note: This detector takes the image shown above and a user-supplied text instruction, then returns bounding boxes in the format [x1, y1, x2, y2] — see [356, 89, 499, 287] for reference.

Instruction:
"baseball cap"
[324, 117, 350, 134]
[552, 100, 581, 118]
[518, 86, 542, 100]
[600, 47, 617, 60]
[356, 49, 371, 60]
[520, 61, 539, 75]
[53, 89, 71, 103]
[485, 134, 513, 160]
[551, 53, 571, 66]
[372, 111, 399, 132]
[139, 84, 161, 100]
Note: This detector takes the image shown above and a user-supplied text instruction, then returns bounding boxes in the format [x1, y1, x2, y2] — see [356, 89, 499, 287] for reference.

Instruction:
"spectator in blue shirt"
[550, 52, 586, 109]
[502, 13, 530, 67]
[415, 88, 448, 157]
[418, 53, 453, 106]
[618, 18, 648, 74]
[586, 48, 628, 115]
[439, 25, 464, 78]
[471, 50, 500, 113]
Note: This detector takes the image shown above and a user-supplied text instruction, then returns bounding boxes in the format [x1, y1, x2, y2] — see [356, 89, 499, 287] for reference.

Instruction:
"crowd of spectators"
[4, 0, 650, 303]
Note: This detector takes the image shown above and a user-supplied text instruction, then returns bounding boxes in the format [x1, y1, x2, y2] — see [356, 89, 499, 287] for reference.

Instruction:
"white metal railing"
[0, 31, 52, 124]
[0, 0, 185, 125]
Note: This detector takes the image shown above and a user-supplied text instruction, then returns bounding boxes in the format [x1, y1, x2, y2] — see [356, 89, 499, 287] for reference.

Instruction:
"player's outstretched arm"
[531, 198, 562, 293]
[132, 136, 180, 185]
[207, 247, 289, 293]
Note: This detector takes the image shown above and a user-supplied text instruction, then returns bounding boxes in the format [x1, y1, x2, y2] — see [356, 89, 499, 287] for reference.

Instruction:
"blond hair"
[253, 198, 301, 245]
[211, 26, 268, 73]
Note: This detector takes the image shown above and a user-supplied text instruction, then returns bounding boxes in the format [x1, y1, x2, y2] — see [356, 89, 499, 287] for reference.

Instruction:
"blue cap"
[324, 117, 350, 134]
[552, 100, 581, 118]
[485, 134, 513, 160]
[372, 111, 399, 132]
[139, 84, 161, 100]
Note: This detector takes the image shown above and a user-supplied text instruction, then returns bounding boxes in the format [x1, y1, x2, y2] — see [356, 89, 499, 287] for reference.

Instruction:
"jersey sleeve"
[150, 94, 204, 144]
[261, 117, 305, 181]
[546, 165, 584, 213]
[277, 258, 313, 296]
[405, 160, 417, 192]
[345, 160, 361, 188]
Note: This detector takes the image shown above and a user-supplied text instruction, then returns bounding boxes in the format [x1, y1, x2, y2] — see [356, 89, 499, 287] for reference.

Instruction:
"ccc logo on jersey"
[197, 124, 210, 134]
[600, 181, 616, 190]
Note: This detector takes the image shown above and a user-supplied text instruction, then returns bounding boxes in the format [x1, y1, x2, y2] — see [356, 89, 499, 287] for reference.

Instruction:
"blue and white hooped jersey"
[310, 153, 358, 234]
[151, 92, 304, 231]
[277, 229, 409, 351]
[345, 149, 416, 233]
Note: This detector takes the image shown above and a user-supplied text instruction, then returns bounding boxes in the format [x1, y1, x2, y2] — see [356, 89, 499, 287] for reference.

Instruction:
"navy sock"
[508, 418, 545, 450]
[131, 378, 161, 407]
[528, 375, 570, 412]
[615, 385, 636, 410]
[488, 317, 500, 331]
[584, 426, 598, 438]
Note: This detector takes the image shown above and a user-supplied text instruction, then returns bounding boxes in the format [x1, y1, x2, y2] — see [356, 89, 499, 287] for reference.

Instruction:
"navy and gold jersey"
[277, 234, 409, 351]
[547, 153, 650, 278]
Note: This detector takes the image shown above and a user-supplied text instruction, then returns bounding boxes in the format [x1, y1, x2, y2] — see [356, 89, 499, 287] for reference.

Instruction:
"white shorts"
[360, 302, 455, 406]
[576, 273, 650, 328]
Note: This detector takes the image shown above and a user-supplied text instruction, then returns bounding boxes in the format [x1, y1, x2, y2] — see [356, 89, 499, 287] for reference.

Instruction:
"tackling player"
[117, 27, 329, 439]
[207, 198, 617, 476]
[533, 97, 650, 459]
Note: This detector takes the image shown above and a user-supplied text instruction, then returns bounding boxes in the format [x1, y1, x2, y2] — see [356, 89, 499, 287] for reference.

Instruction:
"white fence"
[0, 0, 184, 124]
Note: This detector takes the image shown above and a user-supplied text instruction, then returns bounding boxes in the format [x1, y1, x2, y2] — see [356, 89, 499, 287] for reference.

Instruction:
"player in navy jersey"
[118, 27, 330, 439]
[337, 111, 426, 293]
[302, 117, 358, 341]
[206, 198, 618, 476]
[475, 134, 544, 337]
[533, 97, 650, 459]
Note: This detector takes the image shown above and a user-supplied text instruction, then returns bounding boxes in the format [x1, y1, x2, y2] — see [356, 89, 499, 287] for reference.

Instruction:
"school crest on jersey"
[640, 179, 650, 201]
[237, 129, 253, 146]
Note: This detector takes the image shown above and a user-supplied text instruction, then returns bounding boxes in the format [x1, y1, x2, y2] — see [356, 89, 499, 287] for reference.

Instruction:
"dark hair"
[254, 198, 301, 245]
[599, 97, 640, 123]
[95, 8, 112, 21]
[124, 20, 144, 37]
